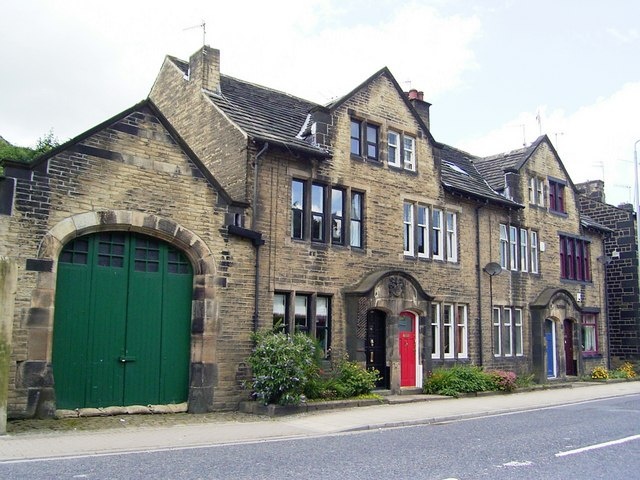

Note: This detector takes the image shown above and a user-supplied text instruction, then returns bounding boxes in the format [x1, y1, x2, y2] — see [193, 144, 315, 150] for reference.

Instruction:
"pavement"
[1, 381, 639, 462]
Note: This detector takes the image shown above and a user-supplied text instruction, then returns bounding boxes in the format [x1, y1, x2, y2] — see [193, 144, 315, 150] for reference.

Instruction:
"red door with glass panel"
[399, 312, 416, 387]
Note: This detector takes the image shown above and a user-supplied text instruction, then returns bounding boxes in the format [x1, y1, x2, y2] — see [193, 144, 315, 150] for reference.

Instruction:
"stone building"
[0, 46, 610, 418]
[577, 180, 640, 365]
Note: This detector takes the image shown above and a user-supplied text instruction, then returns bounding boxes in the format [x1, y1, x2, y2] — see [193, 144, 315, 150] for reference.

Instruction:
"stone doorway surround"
[16, 210, 219, 418]
[343, 270, 433, 393]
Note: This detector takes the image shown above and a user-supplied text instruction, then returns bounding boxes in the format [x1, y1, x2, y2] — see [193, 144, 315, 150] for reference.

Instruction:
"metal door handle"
[119, 356, 136, 363]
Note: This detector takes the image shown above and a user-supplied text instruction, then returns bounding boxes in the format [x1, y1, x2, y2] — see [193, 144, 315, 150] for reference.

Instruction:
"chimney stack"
[188, 46, 221, 94]
[406, 89, 431, 130]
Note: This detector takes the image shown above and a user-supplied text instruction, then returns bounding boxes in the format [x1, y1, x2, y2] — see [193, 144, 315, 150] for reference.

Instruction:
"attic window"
[445, 162, 468, 176]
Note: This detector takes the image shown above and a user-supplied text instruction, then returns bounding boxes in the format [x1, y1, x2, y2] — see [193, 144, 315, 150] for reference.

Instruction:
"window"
[549, 179, 566, 213]
[509, 226, 518, 271]
[403, 202, 414, 256]
[350, 120, 361, 156]
[432, 302, 467, 360]
[499, 224, 509, 269]
[350, 191, 363, 248]
[446, 212, 457, 262]
[432, 209, 443, 260]
[530, 231, 539, 274]
[291, 180, 305, 239]
[520, 228, 528, 272]
[559, 235, 591, 281]
[331, 188, 344, 244]
[273, 293, 288, 333]
[581, 313, 598, 353]
[387, 131, 400, 167]
[493, 307, 501, 356]
[350, 119, 379, 160]
[494, 306, 523, 357]
[503, 308, 513, 356]
[417, 206, 429, 258]
[292, 179, 363, 247]
[443, 304, 454, 358]
[274, 293, 332, 357]
[311, 184, 325, 242]
[529, 177, 545, 206]
[431, 304, 440, 358]
[316, 296, 331, 356]
[0, 177, 15, 216]
[514, 308, 523, 356]
[456, 305, 468, 358]
[403, 136, 416, 171]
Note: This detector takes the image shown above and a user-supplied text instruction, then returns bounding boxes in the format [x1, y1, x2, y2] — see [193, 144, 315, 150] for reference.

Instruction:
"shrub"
[617, 362, 637, 379]
[303, 356, 379, 400]
[487, 370, 518, 392]
[424, 365, 494, 397]
[590, 366, 609, 380]
[333, 358, 380, 397]
[246, 330, 318, 406]
[514, 373, 536, 388]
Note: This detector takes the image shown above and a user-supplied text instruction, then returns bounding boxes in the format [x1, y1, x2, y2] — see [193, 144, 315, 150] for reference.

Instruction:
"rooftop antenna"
[184, 20, 206, 46]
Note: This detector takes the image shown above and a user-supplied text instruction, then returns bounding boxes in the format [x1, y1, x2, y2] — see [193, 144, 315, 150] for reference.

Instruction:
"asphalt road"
[2, 393, 639, 479]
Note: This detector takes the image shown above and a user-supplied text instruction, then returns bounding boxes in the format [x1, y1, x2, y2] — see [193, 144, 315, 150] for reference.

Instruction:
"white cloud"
[458, 82, 640, 207]
[0, 0, 480, 147]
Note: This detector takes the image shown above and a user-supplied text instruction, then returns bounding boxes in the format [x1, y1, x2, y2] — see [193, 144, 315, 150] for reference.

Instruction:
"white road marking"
[502, 460, 533, 467]
[555, 434, 640, 457]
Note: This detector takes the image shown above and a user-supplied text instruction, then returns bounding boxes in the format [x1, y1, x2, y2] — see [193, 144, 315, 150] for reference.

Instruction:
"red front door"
[399, 312, 416, 387]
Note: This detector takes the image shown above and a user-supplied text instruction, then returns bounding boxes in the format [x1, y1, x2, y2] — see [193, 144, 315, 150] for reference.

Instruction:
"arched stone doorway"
[344, 270, 432, 393]
[18, 210, 218, 417]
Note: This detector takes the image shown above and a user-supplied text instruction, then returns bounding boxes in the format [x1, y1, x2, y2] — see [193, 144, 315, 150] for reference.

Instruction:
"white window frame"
[387, 131, 400, 168]
[503, 307, 513, 356]
[493, 307, 502, 356]
[443, 304, 454, 358]
[403, 135, 416, 171]
[536, 178, 545, 207]
[456, 305, 468, 358]
[403, 202, 414, 256]
[514, 308, 523, 356]
[417, 205, 429, 258]
[530, 231, 539, 273]
[294, 295, 309, 333]
[446, 212, 457, 262]
[528, 177, 535, 204]
[431, 303, 441, 359]
[520, 228, 528, 272]
[509, 226, 518, 271]
[432, 208, 444, 260]
[499, 224, 509, 269]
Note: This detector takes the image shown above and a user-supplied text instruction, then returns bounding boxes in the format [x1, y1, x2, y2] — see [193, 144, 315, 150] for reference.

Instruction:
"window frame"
[499, 224, 509, 269]
[403, 202, 414, 256]
[431, 303, 441, 359]
[311, 183, 326, 242]
[417, 205, 429, 258]
[503, 307, 513, 357]
[291, 179, 305, 240]
[350, 191, 364, 248]
[432, 208, 444, 261]
[581, 313, 598, 354]
[403, 135, 416, 171]
[509, 225, 518, 271]
[274, 292, 332, 357]
[387, 131, 400, 168]
[520, 227, 528, 272]
[350, 118, 380, 161]
[548, 178, 566, 214]
[331, 187, 345, 245]
[530, 231, 539, 274]
[514, 308, 523, 356]
[456, 305, 468, 358]
[446, 212, 457, 262]
[559, 235, 591, 282]
[493, 307, 502, 356]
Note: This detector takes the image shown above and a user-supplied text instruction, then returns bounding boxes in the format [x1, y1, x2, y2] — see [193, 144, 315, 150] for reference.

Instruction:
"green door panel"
[52, 238, 93, 410]
[159, 247, 193, 404]
[53, 232, 193, 409]
[87, 233, 129, 407]
[124, 236, 163, 405]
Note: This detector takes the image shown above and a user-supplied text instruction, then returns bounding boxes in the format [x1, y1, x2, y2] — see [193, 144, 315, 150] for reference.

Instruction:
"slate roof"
[472, 138, 543, 191]
[434, 143, 522, 208]
[168, 57, 329, 159]
[580, 214, 614, 233]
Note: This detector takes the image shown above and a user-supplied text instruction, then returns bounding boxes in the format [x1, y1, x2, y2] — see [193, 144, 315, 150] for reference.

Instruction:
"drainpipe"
[475, 205, 484, 366]
[251, 142, 269, 333]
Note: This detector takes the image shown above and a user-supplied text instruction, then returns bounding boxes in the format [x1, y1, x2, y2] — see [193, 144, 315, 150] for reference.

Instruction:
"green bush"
[303, 356, 379, 401]
[424, 365, 494, 397]
[246, 330, 318, 406]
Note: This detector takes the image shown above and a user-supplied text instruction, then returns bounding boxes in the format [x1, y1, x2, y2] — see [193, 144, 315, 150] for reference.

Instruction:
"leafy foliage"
[424, 365, 494, 397]
[486, 370, 517, 392]
[305, 356, 380, 400]
[590, 366, 609, 380]
[246, 330, 318, 406]
[0, 130, 60, 172]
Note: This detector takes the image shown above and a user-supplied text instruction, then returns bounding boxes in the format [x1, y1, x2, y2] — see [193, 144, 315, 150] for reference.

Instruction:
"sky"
[2, 0, 639, 207]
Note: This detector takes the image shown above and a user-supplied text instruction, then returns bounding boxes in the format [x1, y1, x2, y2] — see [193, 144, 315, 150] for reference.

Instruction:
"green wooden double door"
[52, 232, 193, 409]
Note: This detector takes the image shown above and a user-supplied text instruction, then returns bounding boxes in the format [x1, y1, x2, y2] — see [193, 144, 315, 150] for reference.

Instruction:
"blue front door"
[545, 319, 556, 378]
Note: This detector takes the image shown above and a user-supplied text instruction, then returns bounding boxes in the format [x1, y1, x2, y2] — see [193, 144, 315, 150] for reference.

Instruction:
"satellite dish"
[483, 262, 502, 276]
